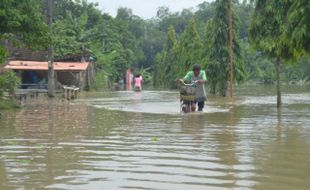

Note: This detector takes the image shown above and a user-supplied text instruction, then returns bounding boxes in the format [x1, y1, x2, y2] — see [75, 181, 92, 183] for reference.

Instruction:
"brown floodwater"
[0, 85, 310, 190]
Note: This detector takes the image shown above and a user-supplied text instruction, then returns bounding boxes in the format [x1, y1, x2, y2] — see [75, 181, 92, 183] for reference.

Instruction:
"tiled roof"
[5, 60, 89, 71]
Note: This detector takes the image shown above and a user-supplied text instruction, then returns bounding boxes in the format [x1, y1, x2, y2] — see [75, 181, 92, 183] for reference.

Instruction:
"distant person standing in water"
[179, 64, 207, 111]
[134, 74, 143, 91]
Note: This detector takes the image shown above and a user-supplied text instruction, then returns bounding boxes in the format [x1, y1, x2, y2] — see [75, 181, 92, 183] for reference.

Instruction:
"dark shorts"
[196, 101, 204, 111]
[182, 100, 204, 111]
[195, 96, 206, 111]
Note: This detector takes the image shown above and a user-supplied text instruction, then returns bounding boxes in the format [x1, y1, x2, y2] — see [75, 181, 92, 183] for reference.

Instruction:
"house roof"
[5, 60, 89, 71]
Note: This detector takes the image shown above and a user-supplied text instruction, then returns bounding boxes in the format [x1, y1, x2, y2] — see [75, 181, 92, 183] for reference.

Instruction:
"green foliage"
[242, 39, 275, 83]
[0, 46, 7, 64]
[249, 0, 293, 60]
[92, 70, 109, 90]
[234, 1, 254, 39]
[154, 26, 179, 88]
[282, 59, 310, 83]
[248, 0, 308, 107]
[2, 0, 309, 94]
[153, 51, 168, 88]
[285, 0, 310, 56]
[0, 0, 48, 99]
[0, 0, 50, 72]
[156, 7, 194, 34]
[153, 0, 305, 92]
[177, 19, 203, 74]
[0, 71, 21, 98]
[52, 10, 90, 56]
[204, 0, 246, 96]
[0, 0, 50, 49]
[0, 100, 21, 110]
[137, 68, 153, 85]
[154, 20, 203, 88]
[51, 2, 144, 84]
[41, 0, 310, 91]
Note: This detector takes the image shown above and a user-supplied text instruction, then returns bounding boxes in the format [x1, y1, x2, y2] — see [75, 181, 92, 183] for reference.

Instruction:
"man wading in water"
[179, 64, 207, 111]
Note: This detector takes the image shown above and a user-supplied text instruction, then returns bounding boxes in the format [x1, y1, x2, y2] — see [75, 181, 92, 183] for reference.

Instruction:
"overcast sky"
[88, 0, 213, 19]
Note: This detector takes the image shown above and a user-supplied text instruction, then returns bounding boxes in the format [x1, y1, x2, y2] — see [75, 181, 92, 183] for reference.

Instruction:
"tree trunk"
[276, 57, 282, 108]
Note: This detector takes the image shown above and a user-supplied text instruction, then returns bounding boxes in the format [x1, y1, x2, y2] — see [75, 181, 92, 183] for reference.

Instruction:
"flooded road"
[0, 85, 310, 190]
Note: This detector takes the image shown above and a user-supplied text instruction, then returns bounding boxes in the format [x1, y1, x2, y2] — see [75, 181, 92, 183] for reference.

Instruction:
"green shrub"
[138, 68, 153, 85]
[92, 70, 109, 90]
[0, 100, 21, 110]
[0, 46, 7, 64]
[0, 71, 21, 98]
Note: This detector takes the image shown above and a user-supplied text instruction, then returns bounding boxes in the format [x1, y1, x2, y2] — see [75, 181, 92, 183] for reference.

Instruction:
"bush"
[0, 100, 21, 110]
[138, 68, 153, 85]
[0, 71, 21, 98]
[0, 46, 7, 64]
[92, 70, 109, 90]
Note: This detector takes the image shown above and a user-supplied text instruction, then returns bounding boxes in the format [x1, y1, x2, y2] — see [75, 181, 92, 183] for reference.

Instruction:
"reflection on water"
[0, 85, 310, 190]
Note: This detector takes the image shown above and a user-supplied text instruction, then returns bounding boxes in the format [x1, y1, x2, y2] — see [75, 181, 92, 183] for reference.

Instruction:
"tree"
[51, 0, 107, 56]
[0, 0, 49, 99]
[204, 0, 246, 96]
[154, 19, 204, 88]
[153, 26, 178, 87]
[249, 0, 294, 108]
[0, 71, 21, 99]
[177, 19, 203, 76]
[52, 11, 89, 56]
[234, 1, 254, 39]
[157, 7, 194, 34]
[139, 22, 166, 69]
[0, 46, 7, 64]
[0, 0, 50, 62]
[195, 2, 216, 35]
[285, 0, 310, 56]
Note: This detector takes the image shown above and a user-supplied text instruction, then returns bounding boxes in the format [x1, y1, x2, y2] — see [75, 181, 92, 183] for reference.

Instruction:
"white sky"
[88, 0, 213, 19]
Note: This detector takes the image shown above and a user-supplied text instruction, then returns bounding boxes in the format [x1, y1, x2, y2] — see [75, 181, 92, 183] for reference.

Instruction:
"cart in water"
[180, 83, 197, 113]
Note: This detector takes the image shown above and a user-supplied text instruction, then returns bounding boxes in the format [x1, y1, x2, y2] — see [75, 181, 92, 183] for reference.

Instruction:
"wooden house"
[2, 41, 95, 90]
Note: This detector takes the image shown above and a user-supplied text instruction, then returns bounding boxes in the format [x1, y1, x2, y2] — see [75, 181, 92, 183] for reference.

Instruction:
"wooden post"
[75, 89, 78, 99]
[64, 88, 67, 100]
[228, 0, 234, 97]
[47, 0, 55, 97]
[276, 57, 282, 108]
[80, 72, 83, 90]
[68, 89, 71, 100]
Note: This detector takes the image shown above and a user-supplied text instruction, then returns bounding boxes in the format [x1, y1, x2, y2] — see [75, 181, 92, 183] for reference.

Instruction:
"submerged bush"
[0, 71, 21, 98]
[0, 100, 21, 110]
[92, 70, 110, 90]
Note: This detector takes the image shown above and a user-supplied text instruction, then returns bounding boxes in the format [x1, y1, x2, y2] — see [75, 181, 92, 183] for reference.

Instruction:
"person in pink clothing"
[134, 74, 143, 91]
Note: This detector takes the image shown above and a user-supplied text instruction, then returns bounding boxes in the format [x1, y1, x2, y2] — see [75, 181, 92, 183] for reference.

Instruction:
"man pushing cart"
[179, 64, 207, 113]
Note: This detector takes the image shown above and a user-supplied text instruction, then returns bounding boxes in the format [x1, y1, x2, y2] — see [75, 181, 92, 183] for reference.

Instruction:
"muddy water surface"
[0, 85, 310, 190]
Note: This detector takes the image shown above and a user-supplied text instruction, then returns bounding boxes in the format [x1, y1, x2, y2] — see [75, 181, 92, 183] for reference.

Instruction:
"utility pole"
[47, 0, 55, 97]
[228, 0, 234, 97]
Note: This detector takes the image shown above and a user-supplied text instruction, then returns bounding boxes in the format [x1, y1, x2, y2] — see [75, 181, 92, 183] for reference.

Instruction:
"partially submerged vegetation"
[0, 71, 21, 98]
[0, 100, 21, 110]
[0, 71, 21, 110]
[0, 0, 310, 107]
[249, 0, 310, 107]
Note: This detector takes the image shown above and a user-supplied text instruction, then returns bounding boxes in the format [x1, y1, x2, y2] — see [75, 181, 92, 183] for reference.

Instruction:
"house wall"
[57, 71, 81, 87]
[85, 62, 95, 90]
